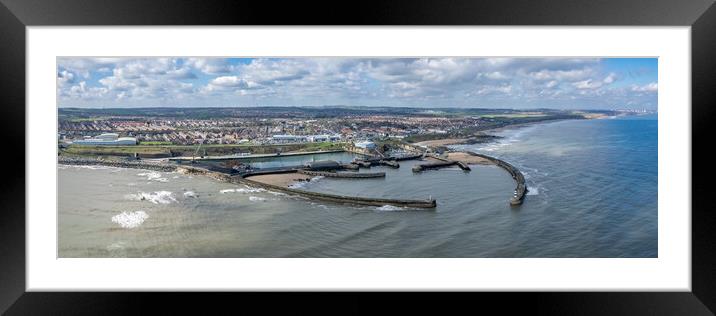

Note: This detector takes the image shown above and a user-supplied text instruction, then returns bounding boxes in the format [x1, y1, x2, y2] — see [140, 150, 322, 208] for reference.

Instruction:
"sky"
[57, 57, 658, 110]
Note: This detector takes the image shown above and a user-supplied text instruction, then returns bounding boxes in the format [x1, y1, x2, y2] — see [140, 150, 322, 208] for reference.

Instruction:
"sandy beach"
[245, 172, 313, 187]
[413, 138, 468, 147]
[446, 152, 493, 165]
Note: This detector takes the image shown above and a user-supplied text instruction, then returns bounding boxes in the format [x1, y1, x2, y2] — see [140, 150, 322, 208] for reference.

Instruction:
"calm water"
[58, 115, 657, 257]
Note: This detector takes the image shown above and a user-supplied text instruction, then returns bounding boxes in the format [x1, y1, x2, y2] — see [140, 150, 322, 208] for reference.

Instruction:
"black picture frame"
[1, 0, 714, 314]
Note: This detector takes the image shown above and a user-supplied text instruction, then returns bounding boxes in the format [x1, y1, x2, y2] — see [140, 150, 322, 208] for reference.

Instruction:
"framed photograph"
[2, 0, 715, 314]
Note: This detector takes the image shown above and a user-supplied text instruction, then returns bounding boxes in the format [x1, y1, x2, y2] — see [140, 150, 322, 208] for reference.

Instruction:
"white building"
[307, 134, 342, 142]
[354, 141, 376, 150]
[73, 133, 137, 146]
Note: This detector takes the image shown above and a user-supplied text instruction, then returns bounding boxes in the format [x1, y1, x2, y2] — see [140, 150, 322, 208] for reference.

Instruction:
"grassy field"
[138, 141, 173, 146]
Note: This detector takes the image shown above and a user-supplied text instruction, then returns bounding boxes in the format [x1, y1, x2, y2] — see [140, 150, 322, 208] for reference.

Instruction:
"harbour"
[59, 140, 527, 209]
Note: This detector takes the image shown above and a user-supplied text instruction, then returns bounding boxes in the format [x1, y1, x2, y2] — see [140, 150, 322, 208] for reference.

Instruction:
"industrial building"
[271, 134, 342, 144]
[72, 133, 137, 146]
[307, 134, 341, 142]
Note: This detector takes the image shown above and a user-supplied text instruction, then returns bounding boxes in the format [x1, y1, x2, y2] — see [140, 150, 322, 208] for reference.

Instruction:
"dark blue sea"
[452, 114, 658, 257]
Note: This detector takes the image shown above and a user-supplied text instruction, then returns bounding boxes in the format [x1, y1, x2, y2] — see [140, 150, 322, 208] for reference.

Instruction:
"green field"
[138, 141, 173, 146]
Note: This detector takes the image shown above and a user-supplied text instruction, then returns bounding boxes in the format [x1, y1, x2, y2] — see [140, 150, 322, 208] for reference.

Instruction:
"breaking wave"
[111, 211, 148, 229]
[125, 191, 176, 204]
[137, 171, 168, 182]
[526, 187, 539, 196]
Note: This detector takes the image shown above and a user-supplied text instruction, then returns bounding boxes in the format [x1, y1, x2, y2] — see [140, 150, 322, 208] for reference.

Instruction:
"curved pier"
[464, 151, 527, 205]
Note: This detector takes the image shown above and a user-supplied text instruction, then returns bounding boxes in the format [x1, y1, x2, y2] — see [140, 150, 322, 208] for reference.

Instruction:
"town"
[58, 106, 624, 158]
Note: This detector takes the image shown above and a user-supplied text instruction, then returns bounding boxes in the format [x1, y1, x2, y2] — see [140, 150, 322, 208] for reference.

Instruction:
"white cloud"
[631, 82, 658, 92]
[603, 72, 617, 84]
[186, 58, 233, 74]
[529, 68, 594, 81]
[57, 57, 657, 109]
[573, 79, 603, 90]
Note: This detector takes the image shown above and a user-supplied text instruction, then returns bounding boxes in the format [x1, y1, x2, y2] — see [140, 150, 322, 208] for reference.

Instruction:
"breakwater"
[392, 153, 424, 161]
[464, 151, 527, 205]
[58, 157, 178, 172]
[240, 172, 436, 208]
[297, 170, 386, 178]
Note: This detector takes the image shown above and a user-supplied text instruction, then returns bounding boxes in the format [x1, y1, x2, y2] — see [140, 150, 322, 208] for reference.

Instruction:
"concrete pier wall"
[412, 160, 458, 172]
[297, 170, 386, 178]
[412, 155, 471, 172]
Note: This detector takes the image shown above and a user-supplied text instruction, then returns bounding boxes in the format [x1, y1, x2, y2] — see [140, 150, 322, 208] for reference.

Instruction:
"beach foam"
[288, 182, 308, 189]
[375, 205, 404, 212]
[220, 187, 266, 194]
[111, 211, 148, 229]
[289, 176, 324, 189]
[63, 164, 116, 171]
[183, 191, 197, 198]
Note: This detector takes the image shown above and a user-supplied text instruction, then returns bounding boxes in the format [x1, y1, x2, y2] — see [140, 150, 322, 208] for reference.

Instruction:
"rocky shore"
[58, 156, 178, 172]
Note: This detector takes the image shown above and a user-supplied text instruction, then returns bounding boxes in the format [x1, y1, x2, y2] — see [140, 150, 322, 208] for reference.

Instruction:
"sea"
[58, 115, 657, 257]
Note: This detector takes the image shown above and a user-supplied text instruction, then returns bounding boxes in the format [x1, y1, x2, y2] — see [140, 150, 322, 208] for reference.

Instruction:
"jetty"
[352, 158, 400, 169]
[297, 169, 386, 178]
[412, 155, 471, 172]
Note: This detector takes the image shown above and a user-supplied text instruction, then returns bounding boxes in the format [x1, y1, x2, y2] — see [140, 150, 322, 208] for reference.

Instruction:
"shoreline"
[413, 117, 587, 148]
